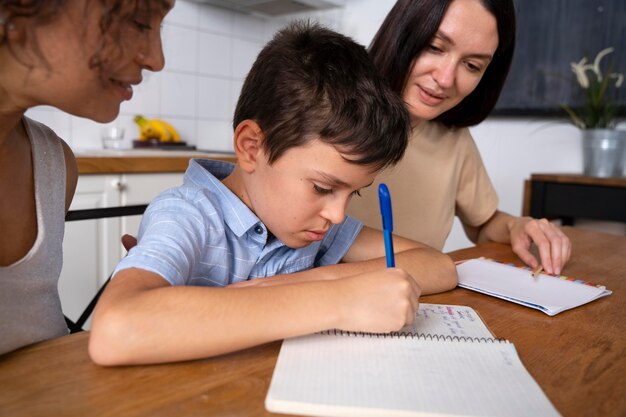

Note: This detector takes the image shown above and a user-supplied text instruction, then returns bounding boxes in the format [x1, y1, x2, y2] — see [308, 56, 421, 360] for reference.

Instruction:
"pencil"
[531, 265, 543, 278]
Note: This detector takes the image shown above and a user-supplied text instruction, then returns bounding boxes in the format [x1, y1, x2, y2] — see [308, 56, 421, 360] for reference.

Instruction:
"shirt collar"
[185, 159, 265, 239]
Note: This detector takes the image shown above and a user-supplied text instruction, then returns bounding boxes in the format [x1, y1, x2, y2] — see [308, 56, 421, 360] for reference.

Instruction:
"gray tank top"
[0, 117, 69, 355]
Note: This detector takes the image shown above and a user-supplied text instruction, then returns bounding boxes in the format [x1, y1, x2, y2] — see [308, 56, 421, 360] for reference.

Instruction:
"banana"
[133, 115, 181, 143]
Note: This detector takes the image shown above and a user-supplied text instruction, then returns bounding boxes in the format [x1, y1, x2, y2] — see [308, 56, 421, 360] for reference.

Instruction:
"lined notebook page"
[395, 303, 494, 339]
[267, 335, 560, 417]
[265, 303, 559, 417]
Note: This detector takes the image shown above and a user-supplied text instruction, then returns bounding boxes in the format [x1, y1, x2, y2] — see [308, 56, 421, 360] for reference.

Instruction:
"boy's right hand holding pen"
[331, 269, 421, 333]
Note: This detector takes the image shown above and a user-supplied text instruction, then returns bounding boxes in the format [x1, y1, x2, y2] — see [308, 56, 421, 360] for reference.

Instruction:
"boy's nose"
[321, 199, 346, 225]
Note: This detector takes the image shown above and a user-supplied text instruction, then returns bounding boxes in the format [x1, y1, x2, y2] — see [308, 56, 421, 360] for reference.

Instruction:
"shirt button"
[254, 225, 264, 235]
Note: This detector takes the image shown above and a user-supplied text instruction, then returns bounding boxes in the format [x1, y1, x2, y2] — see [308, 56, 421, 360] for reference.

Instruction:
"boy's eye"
[313, 184, 332, 195]
[350, 190, 362, 197]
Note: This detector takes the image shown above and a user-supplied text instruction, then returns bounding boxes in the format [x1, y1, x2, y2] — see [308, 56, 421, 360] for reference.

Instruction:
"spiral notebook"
[266, 304, 560, 417]
[456, 258, 612, 315]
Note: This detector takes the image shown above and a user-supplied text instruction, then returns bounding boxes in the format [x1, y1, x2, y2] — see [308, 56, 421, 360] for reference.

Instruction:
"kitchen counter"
[74, 149, 236, 174]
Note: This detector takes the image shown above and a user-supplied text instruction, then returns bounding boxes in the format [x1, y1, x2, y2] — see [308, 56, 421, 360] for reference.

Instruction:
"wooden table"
[1, 227, 624, 417]
[523, 173, 626, 225]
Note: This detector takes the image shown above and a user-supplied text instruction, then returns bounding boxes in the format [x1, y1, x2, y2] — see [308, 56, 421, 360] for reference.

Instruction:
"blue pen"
[378, 183, 395, 268]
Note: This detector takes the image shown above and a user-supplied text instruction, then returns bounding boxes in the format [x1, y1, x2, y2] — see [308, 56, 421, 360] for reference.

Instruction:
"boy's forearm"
[395, 247, 457, 293]
[89, 273, 345, 365]
[89, 266, 423, 365]
[303, 247, 457, 294]
[237, 247, 457, 294]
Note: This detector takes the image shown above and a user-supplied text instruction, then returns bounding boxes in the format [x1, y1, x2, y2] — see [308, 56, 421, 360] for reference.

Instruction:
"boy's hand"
[231, 267, 421, 333]
[335, 268, 421, 334]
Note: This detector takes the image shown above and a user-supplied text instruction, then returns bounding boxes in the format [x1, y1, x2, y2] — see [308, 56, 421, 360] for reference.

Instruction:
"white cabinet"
[59, 173, 184, 326]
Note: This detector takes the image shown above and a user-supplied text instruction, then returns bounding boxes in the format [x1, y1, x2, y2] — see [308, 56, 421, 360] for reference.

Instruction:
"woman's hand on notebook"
[509, 217, 571, 276]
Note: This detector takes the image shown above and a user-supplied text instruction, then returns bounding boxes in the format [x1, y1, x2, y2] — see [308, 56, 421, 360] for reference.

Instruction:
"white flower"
[570, 47, 623, 90]
[592, 47, 614, 82]
[570, 57, 590, 88]
[608, 73, 623, 88]
[563, 46, 623, 129]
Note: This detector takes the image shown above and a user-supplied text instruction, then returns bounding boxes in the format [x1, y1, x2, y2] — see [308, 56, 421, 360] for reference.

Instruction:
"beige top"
[347, 120, 498, 250]
[0, 117, 69, 355]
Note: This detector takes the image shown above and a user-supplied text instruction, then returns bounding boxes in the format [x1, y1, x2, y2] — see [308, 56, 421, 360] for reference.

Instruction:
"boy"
[89, 22, 457, 365]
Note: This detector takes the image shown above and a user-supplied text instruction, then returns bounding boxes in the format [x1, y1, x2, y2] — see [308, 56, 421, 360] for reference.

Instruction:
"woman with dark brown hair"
[349, 0, 571, 275]
[0, 0, 172, 355]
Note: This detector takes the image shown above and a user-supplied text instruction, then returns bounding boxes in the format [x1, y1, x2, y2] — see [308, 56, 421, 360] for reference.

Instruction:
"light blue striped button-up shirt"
[114, 159, 364, 286]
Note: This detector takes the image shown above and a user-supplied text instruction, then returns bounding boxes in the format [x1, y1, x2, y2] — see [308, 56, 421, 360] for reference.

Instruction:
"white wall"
[26, 0, 625, 250]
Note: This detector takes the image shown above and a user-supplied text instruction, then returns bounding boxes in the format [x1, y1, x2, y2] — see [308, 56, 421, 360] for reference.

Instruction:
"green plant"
[561, 47, 623, 129]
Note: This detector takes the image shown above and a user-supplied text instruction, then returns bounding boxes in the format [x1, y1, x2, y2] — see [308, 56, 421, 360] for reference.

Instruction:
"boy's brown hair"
[234, 20, 410, 171]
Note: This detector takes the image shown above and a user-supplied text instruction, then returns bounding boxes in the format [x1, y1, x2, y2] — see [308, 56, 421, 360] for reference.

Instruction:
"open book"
[457, 258, 612, 316]
[266, 304, 560, 417]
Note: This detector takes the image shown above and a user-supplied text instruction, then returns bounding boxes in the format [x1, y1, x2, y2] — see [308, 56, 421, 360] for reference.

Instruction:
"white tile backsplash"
[119, 71, 161, 115]
[196, 120, 233, 152]
[162, 25, 199, 72]
[70, 116, 108, 150]
[233, 12, 269, 40]
[198, 5, 233, 35]
[165, 0, 200, 28]
[25, 1, 271, 152]
[232, 38, 264, 79]
[230, 80, 244, 115]
[160, 72, 198, 117]
[197, 32, 232, 77]
[197, 76, 232, 120]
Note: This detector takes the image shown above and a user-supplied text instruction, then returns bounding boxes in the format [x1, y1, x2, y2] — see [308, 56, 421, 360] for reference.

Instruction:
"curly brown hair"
[0, 0, 170, 72]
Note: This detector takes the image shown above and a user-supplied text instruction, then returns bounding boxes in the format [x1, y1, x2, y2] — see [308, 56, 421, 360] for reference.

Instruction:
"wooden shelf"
[523, 173, 626, 225]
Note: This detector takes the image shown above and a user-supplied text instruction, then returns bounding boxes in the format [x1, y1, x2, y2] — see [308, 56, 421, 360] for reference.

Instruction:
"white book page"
[457, 259, 611, 315]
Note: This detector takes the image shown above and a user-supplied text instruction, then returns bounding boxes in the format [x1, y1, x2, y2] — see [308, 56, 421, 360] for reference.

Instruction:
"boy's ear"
[233, 119, 265, 173]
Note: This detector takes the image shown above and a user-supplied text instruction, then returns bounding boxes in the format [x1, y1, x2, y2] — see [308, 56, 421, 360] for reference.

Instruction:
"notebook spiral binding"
[320, 329, 507, 344]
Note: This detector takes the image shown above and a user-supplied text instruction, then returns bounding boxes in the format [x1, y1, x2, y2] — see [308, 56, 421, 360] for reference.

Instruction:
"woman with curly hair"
[0, 0, 173, 355]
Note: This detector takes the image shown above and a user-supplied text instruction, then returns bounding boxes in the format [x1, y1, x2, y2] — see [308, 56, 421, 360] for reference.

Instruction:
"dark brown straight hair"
[369, 0, 516, 128]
